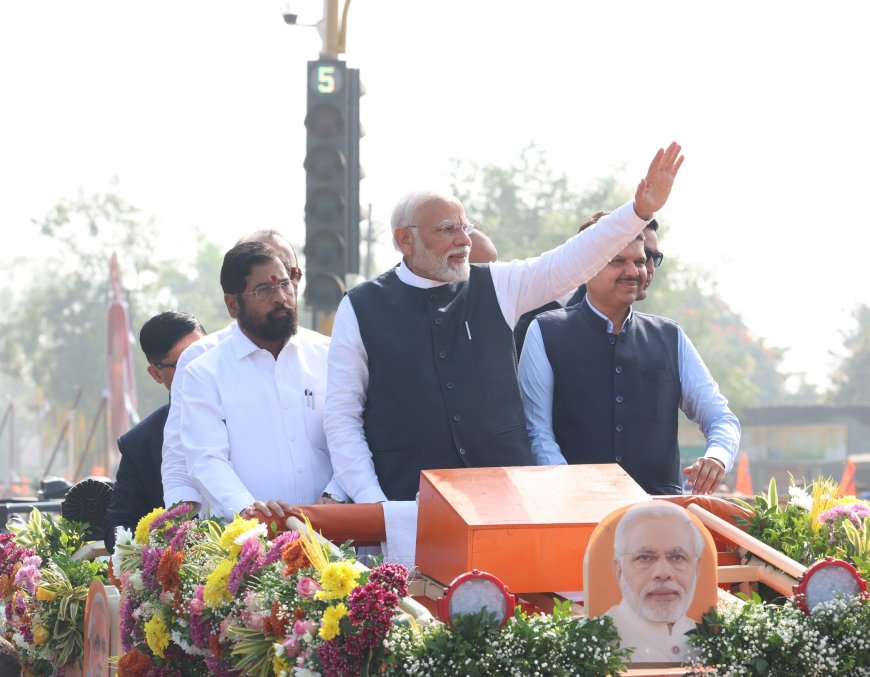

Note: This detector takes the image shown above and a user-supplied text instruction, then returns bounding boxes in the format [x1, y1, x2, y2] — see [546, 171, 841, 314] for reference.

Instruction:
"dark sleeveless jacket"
[536, 300, 683, 494]
[347, 265, 533, 500]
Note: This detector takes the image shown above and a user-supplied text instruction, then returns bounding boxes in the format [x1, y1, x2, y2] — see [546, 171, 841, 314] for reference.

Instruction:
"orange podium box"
[416, 464, 650, 593]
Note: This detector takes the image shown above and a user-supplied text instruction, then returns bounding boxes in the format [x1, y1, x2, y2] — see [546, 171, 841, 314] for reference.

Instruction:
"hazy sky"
[2, 1, 868, 389]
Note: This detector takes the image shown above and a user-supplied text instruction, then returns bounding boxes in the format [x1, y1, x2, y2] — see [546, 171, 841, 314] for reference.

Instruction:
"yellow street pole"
[321, 0, 351, 58]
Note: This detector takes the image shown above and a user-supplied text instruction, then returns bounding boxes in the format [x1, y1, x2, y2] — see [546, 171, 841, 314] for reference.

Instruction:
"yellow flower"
[144, 613, 170, 658]
[203, 558, 236, 608]
[36, 587, 56, 602]
[272, 653, 292, 675]
[810, 477, 840, 530]
[318, 603, 348, 640]
[316, 561, 360, 600]
[220, 515, 259, 556]
[134, 507, 167, 545]
[32, 624, 49, 645]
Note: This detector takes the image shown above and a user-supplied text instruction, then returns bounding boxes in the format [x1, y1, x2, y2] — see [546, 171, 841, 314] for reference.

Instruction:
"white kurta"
[604, 600, 697, 664]
[179, 323, 338, 519]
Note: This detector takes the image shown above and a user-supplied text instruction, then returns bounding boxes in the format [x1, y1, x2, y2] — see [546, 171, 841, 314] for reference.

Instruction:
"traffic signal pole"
[303, 0, 361, 333]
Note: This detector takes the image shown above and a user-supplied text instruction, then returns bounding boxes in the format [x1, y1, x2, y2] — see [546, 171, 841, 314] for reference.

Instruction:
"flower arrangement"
[736, 476, 870, 582]
[113, 505, 411, 677]
[1, 509, 108, 676]
[687, 593, 870, 676]
[382, 599, 631, 677]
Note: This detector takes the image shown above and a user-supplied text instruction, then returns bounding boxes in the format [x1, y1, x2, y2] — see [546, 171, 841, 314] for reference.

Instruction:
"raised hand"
[633, 142, 684, 220]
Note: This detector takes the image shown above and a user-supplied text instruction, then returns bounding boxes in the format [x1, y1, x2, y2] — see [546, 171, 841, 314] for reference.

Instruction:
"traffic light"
[303, 59, 362, 312]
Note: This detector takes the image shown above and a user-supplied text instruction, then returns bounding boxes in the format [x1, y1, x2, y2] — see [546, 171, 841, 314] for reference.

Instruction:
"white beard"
[409, 235, 470, 282]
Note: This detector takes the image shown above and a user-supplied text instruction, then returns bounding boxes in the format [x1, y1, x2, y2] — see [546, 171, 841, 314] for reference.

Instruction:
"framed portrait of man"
[583, 500, 718, 665]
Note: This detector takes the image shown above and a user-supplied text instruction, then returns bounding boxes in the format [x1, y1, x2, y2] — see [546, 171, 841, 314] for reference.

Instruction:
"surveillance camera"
[281, 1, 301, 25]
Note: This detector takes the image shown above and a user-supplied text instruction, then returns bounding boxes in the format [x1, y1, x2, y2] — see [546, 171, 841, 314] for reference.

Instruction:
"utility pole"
[301, 0, 362, 335]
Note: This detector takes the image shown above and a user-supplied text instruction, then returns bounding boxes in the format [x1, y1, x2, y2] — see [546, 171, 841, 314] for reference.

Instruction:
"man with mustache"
[605, 501, 705, 663]
[325, 143, 684, 503]
[513, 214, 662, 356]
[177, 242, 342, 519]
[518, 231, 739, 495]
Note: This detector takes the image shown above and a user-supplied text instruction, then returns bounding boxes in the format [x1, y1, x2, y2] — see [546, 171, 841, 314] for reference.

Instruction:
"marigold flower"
[156, 546, 184, 593]
[144, 613, 170, 658]
[318, 602, 348, 640]
[281, 539, 310, 575]
[117, 647, 153, 676]
[135, 507, 167, 545]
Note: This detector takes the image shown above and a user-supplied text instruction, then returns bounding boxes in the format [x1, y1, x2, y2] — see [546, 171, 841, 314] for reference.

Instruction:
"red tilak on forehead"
[271, 274, 278, 283]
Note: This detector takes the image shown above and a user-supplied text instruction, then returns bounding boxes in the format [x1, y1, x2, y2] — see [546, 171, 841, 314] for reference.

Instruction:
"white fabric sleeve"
[518, 319, 568, 465]
[489, 201, 648, 327]
[161, 345, 204, 507]
[323, 295, 389, 504]
[180, 360, 255, 519]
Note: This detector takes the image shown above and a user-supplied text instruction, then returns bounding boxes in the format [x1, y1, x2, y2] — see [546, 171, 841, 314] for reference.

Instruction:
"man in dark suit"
[513, 214, 661, 356]
[103, 311, 204, 551]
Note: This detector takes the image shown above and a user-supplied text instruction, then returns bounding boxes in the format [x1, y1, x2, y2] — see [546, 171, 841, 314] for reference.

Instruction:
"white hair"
[613, 501, 705, 560]
[390, 190, 460, 234]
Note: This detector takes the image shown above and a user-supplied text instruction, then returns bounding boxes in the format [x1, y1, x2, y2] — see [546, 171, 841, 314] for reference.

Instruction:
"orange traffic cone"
[838, 457, 856, 497]
[735, 453, 753, 496]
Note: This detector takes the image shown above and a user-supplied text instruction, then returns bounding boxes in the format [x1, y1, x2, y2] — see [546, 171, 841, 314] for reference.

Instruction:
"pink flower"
[283, 634, 302, 658]
[296, 576, 321, 598]
[293, 619, 317, 638]
[245, 611, 265, 630]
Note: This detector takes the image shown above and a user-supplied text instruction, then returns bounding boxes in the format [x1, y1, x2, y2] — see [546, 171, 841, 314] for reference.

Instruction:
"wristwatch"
[320, 491, 345, 503]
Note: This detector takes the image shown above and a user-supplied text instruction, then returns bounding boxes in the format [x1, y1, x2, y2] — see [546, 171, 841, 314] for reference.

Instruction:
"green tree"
[829, 304, 870, 404]
[0, 186, 231, 425]
[449, 147, 790, 415]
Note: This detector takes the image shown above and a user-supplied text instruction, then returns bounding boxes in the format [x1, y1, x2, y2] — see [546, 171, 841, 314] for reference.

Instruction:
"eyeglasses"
[405, 222, 476, 239]
[645, 249, 664, 268]
[153, 361, 177, 370]
[621, 548, 696, 571]
[238, 278, 295, 302]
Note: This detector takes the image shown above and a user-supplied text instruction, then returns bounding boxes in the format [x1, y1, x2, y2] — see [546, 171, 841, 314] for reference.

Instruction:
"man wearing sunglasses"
[326, 143, 684, 504]
[103, 310, 205, 552]
[518, 232, 739, 496]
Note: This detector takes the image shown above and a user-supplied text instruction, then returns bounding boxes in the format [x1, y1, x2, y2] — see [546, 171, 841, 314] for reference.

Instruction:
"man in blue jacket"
[103, 311, 204, 551]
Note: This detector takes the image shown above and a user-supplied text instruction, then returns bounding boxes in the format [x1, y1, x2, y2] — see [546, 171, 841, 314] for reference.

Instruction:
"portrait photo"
[584, 500, 718, 665]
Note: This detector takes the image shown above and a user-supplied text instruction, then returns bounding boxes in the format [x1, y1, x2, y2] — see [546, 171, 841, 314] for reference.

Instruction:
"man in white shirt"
[162, 230, 344, 516]
[178, 241, 343, 520]
[324, 142, 684, 503]
[605, 501, 704, 664]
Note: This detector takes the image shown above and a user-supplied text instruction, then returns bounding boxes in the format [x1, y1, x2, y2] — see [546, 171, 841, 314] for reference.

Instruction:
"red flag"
[839, 457, 857, 497]
[735, 452, 753, 496]
[106, 253, 138, 472]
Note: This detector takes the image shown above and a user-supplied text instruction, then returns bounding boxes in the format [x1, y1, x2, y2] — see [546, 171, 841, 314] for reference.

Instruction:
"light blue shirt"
[518, 299, 740, 472]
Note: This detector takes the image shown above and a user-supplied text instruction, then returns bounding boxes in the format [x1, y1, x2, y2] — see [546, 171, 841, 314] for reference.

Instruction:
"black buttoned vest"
[536, 300, 683, 495]
[347, 265, 533, 500]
